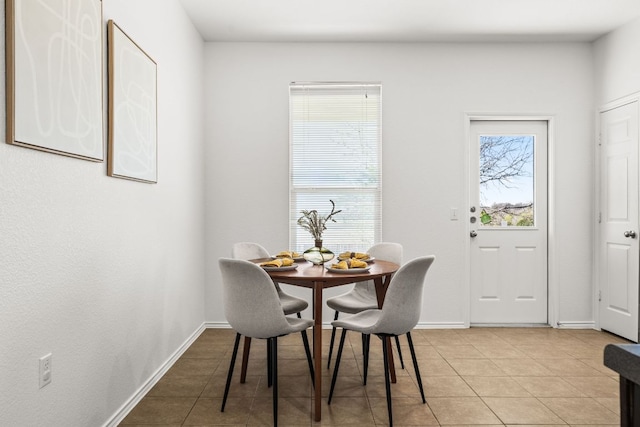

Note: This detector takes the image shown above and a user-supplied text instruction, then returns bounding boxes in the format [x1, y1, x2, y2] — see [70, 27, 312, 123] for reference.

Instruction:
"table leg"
[385, 337, 396, 383]
[240, 336, 251, 383]
[373, 276, 389, 305]
[313, 281, 323, 422]
[374, 275, 396, 383]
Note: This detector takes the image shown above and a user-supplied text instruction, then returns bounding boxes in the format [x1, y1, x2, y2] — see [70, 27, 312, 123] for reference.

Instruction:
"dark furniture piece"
[604, 343, 640, 427]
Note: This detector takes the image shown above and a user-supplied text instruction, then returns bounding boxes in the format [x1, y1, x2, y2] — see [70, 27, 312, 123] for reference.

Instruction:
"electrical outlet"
[39, 353, 52, 388]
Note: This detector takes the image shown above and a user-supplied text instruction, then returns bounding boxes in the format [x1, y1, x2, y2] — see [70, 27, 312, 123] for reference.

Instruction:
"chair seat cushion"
[278, 291, 309, 315]
[332, 309, 382, 335]
[285, 316, 314, 333]
[326, 292, 378, 314]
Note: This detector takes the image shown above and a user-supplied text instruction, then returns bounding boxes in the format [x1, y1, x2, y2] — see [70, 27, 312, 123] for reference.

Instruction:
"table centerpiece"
[297, 200, 341, 265]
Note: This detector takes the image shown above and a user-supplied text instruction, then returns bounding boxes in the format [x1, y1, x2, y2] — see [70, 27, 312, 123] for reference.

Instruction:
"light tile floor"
[119, 327, 628, 426]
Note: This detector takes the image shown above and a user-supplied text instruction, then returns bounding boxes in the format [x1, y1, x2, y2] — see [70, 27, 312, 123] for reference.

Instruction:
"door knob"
[624, 230, 637, 238]
[470, 230, 477, 238]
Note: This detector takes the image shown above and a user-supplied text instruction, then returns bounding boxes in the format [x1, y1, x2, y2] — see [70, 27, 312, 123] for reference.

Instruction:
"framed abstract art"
[5, 0, 104, 161]
[107, 20, 157, 183]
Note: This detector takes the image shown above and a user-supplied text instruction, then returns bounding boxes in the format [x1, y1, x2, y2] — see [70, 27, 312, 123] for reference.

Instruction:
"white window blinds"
[289, 83, 382, 253]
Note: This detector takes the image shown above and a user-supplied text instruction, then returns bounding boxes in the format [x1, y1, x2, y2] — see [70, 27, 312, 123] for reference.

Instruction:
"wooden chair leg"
[328, 329, 348, 404]
[406, 331, 426, 403]
[327, 311, 339, 369]
[395, 335, 405, 369]
[381, 335, 394, 427]
[222, 333, 241, 412]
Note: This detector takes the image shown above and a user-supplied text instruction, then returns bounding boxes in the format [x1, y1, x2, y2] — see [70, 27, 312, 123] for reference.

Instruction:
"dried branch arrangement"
[297, 200, 342, 241]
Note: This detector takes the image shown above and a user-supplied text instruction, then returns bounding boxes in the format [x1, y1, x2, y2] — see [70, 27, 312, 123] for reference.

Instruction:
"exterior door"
[469, 120, 548, 324]
[599, 100, 639, 342]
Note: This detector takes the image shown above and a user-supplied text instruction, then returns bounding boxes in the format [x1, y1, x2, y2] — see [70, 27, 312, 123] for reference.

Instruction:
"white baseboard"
[415, 321, 467, 329]
[103, 323, 206, 427]
[556, 321, 597, 329]
[205, 321, 470, 329]
[418, 321, 598, 330]
[204, 321, 232, 329]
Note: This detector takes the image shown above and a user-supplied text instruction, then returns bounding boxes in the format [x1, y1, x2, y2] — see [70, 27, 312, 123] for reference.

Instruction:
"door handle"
[624, 230, 637, 238]
[470, 230, 477, 238]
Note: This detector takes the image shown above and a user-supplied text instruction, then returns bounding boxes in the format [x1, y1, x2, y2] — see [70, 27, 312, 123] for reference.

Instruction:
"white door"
[599, 101, 639, 342]
[470, 120, 548, 324]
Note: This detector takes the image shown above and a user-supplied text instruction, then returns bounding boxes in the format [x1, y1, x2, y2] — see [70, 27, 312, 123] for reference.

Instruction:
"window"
[289, 83, 382, 253]
[479, 134, 535, 227]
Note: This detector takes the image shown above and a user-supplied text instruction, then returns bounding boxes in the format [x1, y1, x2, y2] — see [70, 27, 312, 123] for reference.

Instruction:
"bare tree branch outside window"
[479, 135, 534, 226]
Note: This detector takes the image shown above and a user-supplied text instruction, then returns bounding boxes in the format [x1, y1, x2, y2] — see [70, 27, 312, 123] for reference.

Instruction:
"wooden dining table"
[254, 258, 400, 422]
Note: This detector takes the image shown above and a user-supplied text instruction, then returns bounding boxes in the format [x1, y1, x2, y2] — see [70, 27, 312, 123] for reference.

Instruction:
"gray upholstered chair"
[326, 242, 403, 372]
[232, 242, 308, 316]
[219, 258, 314, 427]
[232, 242, 312, 383]
[328, 255, 436, 427]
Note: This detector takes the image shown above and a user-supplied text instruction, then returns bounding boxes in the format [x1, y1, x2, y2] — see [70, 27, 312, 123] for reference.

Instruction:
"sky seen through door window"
[479, 134, 534, 227]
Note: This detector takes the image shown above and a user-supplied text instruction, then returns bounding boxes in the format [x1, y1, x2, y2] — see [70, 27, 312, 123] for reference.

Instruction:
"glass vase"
[303, 240, 335, 265]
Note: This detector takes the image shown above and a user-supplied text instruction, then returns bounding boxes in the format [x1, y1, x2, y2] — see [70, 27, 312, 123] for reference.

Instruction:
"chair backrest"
[232, 242, 285, 292]
[353, 242, 403, 297]
[368, 242, 403, 265]
[219, 258, 293, 339]
[232, 242, 271, 260]
[374, 255, 435, 335]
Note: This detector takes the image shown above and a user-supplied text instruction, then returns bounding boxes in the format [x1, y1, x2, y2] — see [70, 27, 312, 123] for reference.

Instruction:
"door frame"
[595, 92, 640, 334]
[463, 113, 557, 328]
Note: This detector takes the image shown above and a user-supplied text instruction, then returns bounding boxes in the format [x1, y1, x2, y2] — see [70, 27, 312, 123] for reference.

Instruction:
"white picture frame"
[107, 20, 157, 183]
[6, 0, 104, 161]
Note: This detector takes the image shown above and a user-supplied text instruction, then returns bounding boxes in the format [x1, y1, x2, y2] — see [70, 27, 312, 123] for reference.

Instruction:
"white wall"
[594, 17, 640, 105]
[0, 1, 206, 425]
[204, 42, 595, 326]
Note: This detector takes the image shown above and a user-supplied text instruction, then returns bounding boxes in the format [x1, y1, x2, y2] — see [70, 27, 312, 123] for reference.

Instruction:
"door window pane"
[479, 135, 534, 227]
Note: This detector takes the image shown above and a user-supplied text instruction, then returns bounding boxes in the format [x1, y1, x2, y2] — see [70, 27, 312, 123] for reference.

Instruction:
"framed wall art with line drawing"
[107, 20, 157, 183]
[5, 0, 104, 161]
